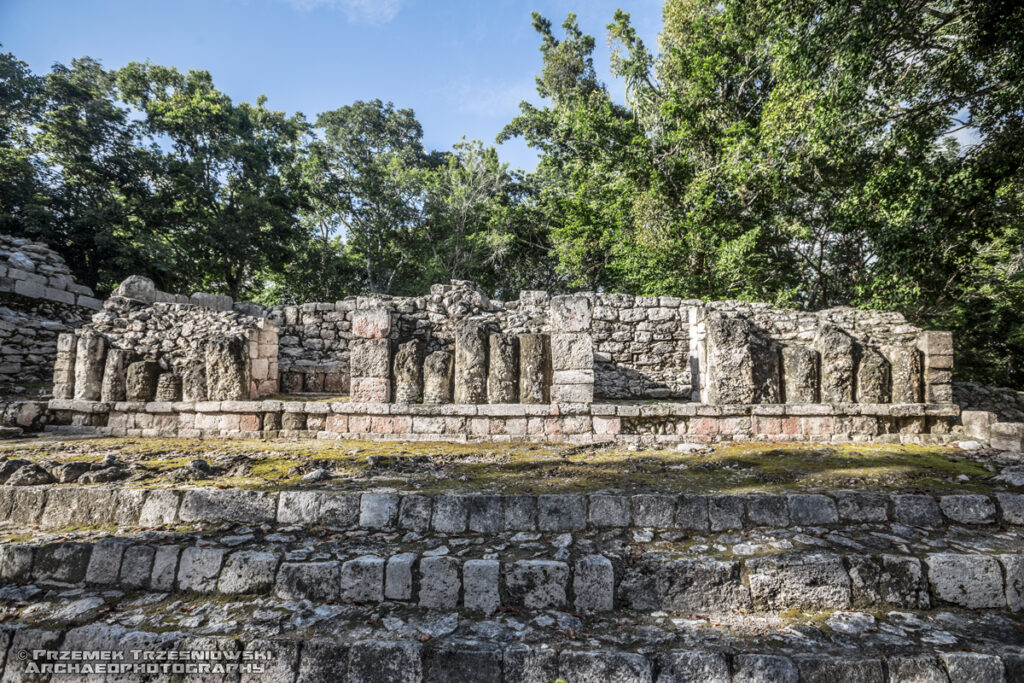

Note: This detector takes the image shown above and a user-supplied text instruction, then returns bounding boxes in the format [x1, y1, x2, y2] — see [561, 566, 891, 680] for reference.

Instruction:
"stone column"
[205, 336, 250, 401]
[815, 325, 855, 403]
[487, 334, 518, 404]
[886, 345, 923, 403]
[393, 339, 424, 404]
[705, 314, 756, 404]
[918, 331, 953, 404]
[549, 295, 594, 404]
[423, 350, 453, 404]
[73, 331, 106, 401]
[126, 361, 161, 401]
[518, 333, 550, 404]
[52, 332, 78, 400]
[155, 372, 182, 402]
[688, 305, 707, 402]
[781, 345, 819, 403]
[454, 321, 488, 404]
[857, 348, 891, 403]
[100, 348, 130, 402]
[181, 363, 207, 402]
[349, 308, 392, 403]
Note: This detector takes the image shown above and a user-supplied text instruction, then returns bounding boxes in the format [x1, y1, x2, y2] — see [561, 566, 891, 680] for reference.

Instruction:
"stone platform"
[45, 398, 963, 445]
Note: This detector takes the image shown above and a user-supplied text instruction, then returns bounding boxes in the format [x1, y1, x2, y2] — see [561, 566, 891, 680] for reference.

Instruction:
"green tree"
[0, 49, 47, 237]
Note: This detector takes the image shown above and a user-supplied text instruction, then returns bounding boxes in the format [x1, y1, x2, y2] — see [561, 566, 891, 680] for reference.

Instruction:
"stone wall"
[0, 235, 101, 391]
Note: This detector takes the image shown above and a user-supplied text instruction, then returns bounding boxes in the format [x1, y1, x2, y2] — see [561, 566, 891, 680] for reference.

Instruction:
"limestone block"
[657, 651, 730, 683]
[781, 345, 818, 403]
[886, 345, 923, 403]
[619, 557, 749, 612]
[504, 646, 558, 683]
[52, 332, 78, 399]
[847, 554, 929, 609]
[518, 333, 550, 404]
[350, 376, 390, 403]
[504, 560, 568, 609]
[205, 336, 250, 401]
[385, 553, 416, 601]
[753, 340, 782, 403]
[939, 494, 995, 524]
[504, 495, 537, 530]
[85, 541, 127, 585]
[632, 494, 676, 528]
[788, 494, 838, 525]
[487, 334, 518, 403]
[426, 642, 503, 683]
[150, 546, 180, 591]
[676, 494, 710, 531]
[398, 495, 432, 532]
[747, 552, 851, 609]
[792, 657, 885, 683]
[393, 339, 424, 403]
[550, 294, 592, 332]
[574, 555, 614, 612]
[816, 325, 855, 403]
[340, 555, 385, 602]
[939, 653, 1005, 683]
[893, 494, 943, 527]
[419, 555, 460, 610]
[857, 347, 891, 403]
[835, 492, 889, 522]
[706, 314, 756, 404]
[422, 350, 453, 404]
[155, 372, 182, 402]
[275, 561, 340, 601]
[538, 494, 586, 531]
[432, 494, 469, 533]
[352, 307, 391, 338]
[351, 338, 390, 379]
[181, 363, 207, 402]
[454, 320, 488, 404]
[709, 494, 745, 530]
[320, 493, 361, 529]
[125, 361, 161, 401]
[589, 495, 630, 527]
[926, 554, 1004, 608]
[732, 655, 798, 683]
[746, 495, 790, 526]
[120, 545, 155, 587]
[100, 348, 129, 402]
[559, 652, 651, 683]
[348, 641, 423, 683]
[73, 331, 106, 400]
[467, 495, 503, 533]
[176, 547, 226, 593]
[464, 559, 500, 615]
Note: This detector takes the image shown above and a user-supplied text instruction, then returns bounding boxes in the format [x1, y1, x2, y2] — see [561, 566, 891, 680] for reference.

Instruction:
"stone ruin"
[43, 276, 986, 446]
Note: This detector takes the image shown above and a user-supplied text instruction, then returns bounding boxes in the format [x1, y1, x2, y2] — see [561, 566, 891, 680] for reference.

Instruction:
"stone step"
[0, 602, 1022, 682]
[3, 485, 1022, 533]
[4, 527, 1023, 614]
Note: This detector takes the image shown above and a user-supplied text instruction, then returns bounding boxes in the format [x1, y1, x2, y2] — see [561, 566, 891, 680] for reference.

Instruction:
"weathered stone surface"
[32, 542, 91, 583]
[100, 348, 129, 402]
[708, 495, 744, 531]
[632, 494, 676, 528]
[275, 561, 340, 602]
[154, 372, 181, 401]
[676, 494, 710, 531]
[125, 361, 161, 401]
[747, 552, 851, 609]
[218, 550, 278, 594]
[620, 557, 750, 612]
[464, 559, 500, 615]
[887, 345, 923, 403]
[559, 651, 651, 683]
[656, 651, 729, 683]
[847, 554, 929, 608]
[589, 494, 630, 527]
[348, 641, 422, 683]
[518, 333, 550, 404]
[398, 495, 432, 532]
[176, 547, 226, 593]
[205, 336, 250, 400]
[504, 645, 558, 683]
[789, 494, 838, 525]
[385, 553, 416, 601]
[746, 495, 789, 526]
[537, 494, 586, 531]
[782, 344, 819, 403]
[179, 489, 276, 524]
[341, 555, 385, 603]
[320, 492, 361, 529]
[454, 320, 488, 404]
[732, 654, 798, 683]
[85, 540, 126, 585]
[487, 334, 518, 403]
[73, 331, 106, 400]
[939, 653, 1006, 683]
[706, 314, 756, 404]
[360, 493, 399, 529]
[149, 546, 180, 591]
[836, 492, 889, 522]
[504, 495, 537, 530]
[857, 347, 891, 403]
[425, 642, 503, 683]
[467, 495, 503, 533]
[297, 639, 350, 683]
[393, 339, 424, 403]
[1002, 554, 1024, 612]
[574, 555, 614, 612]
[52, 332, 78, 399]
[550, 294, 592, 332]
[352, 308, 391, 339]
[422, 350, 453, 404]
[816, 324, 855, 403]
[181, 363, 207, 401]
[939, 494, 996, 524]
[432, 494, 469, 533]
[277, 491, 320, 525]
[893, 494, 943, 527]
[505, 560, 569, 609]
[120, 545, 155, 588]
[926, 553, 1004, 608]
[419, 555, 460, 610]
[886, 656, 948, 683]
[792, 656, 885, 683]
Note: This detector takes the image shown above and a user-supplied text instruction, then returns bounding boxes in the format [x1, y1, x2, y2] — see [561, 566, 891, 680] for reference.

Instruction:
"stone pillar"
[205, 337, 250, 401]
[393, 339, 424, 404]
[100, 348, 130, 402]
[350, 308, 392, 403]
[549, 294, 594, 404]
[518, 334, 550, 404]
[423, 350, 453, 404]
[73, 331, 106, 401]
[181, 363, 207, 402]
[781, 345, 819, 403]
[918, 331, 953, 404]
[705, 314, 756, 404]
[487, 334, 518, 404]
[126, 361, 161, 401]
[52, 332, 78, 400]
[857, 347, 891, 403]
[886, 345, 923, 403]
[454, 321, 488, 404]
[155, 372, 182, 402]
[687, 306, 706, 402]
[816, 325, 855, 403]
[753, 342, 782, 403]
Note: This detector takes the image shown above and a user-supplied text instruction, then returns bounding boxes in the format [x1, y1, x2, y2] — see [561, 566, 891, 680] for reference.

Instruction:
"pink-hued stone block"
[352, 308, 391, 339]
[238, 414, 261, 431]
[350, 377, 390, 403]
[349, 415, 372, 432]
[326, 414, 348, 432]
[689, 417, 719, 435]
[593, 416, 621, 435]
[754, 416, 783, 435]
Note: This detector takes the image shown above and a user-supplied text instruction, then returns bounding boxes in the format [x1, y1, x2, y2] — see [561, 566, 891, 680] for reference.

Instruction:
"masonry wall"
[0, 235, 101, 390]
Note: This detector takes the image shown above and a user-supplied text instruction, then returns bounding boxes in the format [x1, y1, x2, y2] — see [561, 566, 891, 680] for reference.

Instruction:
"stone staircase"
[1, 483, 1024, 681]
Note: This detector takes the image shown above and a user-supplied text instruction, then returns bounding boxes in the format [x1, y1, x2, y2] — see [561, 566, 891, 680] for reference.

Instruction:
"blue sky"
[1, 0, 664, 170]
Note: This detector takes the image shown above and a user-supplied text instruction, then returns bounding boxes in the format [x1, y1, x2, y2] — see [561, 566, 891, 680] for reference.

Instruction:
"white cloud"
[279, 0, 403, 25]
[444, 78, 537, 118]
